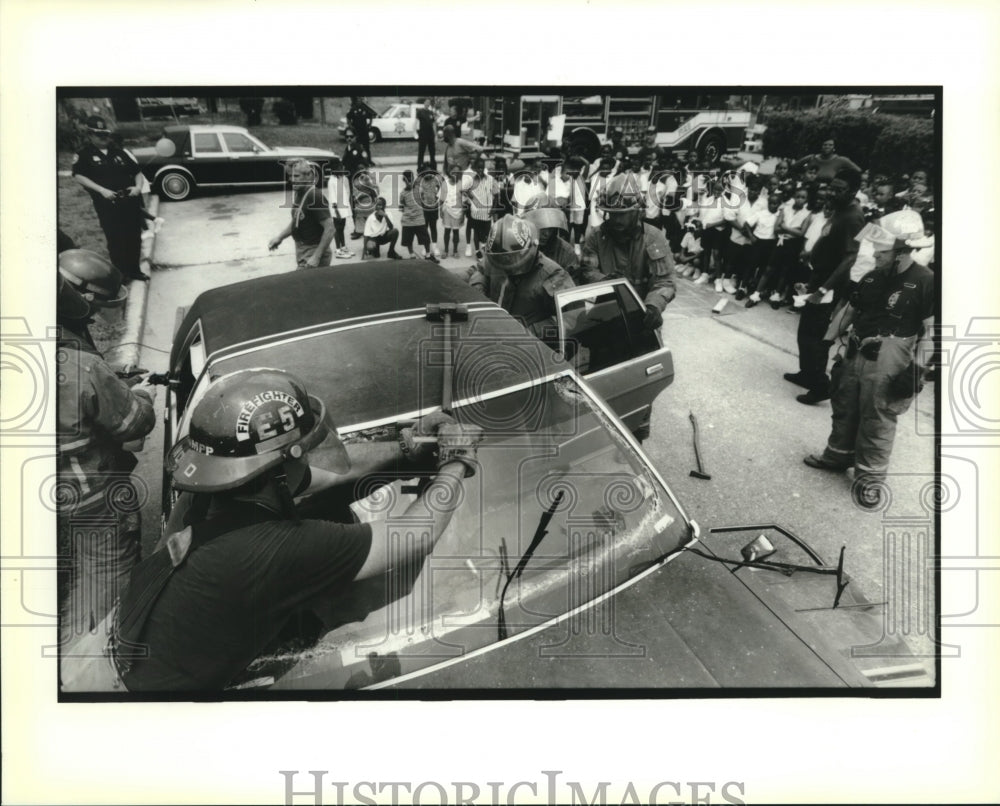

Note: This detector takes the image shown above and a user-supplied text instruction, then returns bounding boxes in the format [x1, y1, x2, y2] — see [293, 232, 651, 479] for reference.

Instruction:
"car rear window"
[209, 310, 565, 431]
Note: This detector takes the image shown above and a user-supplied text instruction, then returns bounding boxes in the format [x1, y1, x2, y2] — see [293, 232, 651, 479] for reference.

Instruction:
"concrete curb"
[105, 195, 159, 371]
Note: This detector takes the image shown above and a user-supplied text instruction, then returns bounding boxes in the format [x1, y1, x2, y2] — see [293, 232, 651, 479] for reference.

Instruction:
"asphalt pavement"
[127, 187, 937, 673]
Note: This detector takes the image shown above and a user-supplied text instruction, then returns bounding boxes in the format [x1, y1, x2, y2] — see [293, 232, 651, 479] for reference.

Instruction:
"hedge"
[761, 108, 936, 182]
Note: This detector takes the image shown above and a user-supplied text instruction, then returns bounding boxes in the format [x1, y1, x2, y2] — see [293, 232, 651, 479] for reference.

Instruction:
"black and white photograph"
[53, 87, 941, 696]
[2, 2, 998, 805]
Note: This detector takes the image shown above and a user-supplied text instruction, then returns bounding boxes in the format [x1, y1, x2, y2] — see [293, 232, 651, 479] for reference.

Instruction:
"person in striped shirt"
[466, 157, 500, 255]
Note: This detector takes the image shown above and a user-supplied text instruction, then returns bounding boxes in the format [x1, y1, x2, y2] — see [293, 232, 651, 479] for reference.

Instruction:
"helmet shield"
[57, 275, 93, 321]
[58, 249, 128, 309]
[525, 206, 569, 236]
[167, 369, 346, 492]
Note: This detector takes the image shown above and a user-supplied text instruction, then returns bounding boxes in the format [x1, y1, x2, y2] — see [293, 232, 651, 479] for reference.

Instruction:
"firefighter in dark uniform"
[56, 250, 156, 647]
[468, 215, 575, 347]
[580, 172, 677, 328]
[803, 211, 935, 509]
[71, 116, 148, 282]
[342, 127, 375, 239]
[524, 203, 581, 282]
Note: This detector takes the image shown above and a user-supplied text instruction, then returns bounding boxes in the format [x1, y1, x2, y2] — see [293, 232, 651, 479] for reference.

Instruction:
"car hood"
[381, 547, 872, 690]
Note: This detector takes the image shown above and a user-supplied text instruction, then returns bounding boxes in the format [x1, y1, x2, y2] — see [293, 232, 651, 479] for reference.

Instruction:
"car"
[62, 262, 927, 694]
[131, 124, 342, 201]
[337, 100, 446, 142]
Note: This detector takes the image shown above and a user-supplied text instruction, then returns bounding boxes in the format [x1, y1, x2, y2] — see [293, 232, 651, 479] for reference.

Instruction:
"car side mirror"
[741, 534, 776, 563]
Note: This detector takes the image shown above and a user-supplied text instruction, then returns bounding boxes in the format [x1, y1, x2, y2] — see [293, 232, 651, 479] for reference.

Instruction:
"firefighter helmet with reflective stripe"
[483, 214, 539, 277]
[166, 368, 348, 492]
[58, 249, 128, 314]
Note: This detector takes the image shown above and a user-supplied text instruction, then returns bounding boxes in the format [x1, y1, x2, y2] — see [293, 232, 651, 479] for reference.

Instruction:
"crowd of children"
[328, 138, 936, 299]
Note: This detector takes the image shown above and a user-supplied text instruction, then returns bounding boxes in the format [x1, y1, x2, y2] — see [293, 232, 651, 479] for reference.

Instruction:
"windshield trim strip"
[362, 521, 700, 690]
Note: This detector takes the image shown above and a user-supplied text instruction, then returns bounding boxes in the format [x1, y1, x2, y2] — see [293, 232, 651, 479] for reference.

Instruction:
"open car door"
[554, 279, 674, 436]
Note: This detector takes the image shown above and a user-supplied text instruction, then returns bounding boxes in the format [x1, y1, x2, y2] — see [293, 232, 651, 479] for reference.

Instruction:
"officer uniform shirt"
[72, 143, 139, 197]
[342, 144, 372, 176]
[416, 106, 436, 139]
[347, 104, 374, 145]
[852, 262, 934, 339]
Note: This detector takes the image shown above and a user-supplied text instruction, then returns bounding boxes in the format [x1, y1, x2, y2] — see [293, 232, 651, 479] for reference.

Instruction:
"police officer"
[341, 128, 375, 239]
[580, 172, 677, 331]
[803, 210, 934, 509]
[524, 202, 581, 282]
[71, 116, 148, 282]
[346, 96, 374, 152]
[57, 250, 156, 645]
[468, 215, 575, 346]
[107, 369, 480, 691]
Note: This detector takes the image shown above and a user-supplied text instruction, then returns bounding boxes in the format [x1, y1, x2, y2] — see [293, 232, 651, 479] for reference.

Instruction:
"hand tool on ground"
[688, 410, 712, 480]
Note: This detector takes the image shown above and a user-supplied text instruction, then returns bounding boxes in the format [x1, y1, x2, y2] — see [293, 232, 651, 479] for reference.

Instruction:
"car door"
[219, 130, 278, 186]
[554, 278, 673, 433]
[189, 130, 228, 184]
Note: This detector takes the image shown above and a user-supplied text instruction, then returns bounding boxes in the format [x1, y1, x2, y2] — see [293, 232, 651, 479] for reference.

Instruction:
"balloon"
[155, 137, 176, 158]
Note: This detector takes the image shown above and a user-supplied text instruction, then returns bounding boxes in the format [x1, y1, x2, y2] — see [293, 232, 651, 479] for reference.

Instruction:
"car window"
[558, 283, 660, 374]
[221, 132, 258, 152]
[396, 107, 410, 118]
[192, 132, 223, 153]
[210, 312, 548, 432]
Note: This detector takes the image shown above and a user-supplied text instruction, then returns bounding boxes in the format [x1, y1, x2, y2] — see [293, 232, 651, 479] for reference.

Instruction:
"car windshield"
[245, 373, 690, 689]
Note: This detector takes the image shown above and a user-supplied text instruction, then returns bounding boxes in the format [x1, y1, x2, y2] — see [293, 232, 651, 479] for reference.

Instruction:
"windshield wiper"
[497, 491, 564, 641]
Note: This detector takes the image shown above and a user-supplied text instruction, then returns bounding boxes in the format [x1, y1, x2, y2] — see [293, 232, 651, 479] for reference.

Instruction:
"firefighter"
[803, 210, 935, 509]
[468, 215, 575, 345]
[524, 202, 581, 282]
[106, 369, 481, 691]
[580, 172, 677, 330]
[56, 250, 156, 645]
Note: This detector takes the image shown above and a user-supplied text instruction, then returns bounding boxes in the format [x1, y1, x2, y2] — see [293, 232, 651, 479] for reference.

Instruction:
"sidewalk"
[104, 196, 159, 371]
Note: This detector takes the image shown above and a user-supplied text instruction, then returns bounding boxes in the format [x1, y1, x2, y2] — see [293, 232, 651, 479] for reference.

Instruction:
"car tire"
[698, 131, 726, 164]
[157, 170, 194, 201]
[370, 127, 383, 144]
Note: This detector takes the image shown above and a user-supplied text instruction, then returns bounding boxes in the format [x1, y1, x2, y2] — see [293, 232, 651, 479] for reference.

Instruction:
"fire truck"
[476, 93, 753, 163]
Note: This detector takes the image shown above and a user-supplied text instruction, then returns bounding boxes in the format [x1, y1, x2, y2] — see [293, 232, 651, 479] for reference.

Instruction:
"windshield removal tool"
[688, 411, 712, 480]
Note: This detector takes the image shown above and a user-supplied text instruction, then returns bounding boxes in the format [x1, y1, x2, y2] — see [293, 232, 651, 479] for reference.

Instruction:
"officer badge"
[887, 290, 901, 309]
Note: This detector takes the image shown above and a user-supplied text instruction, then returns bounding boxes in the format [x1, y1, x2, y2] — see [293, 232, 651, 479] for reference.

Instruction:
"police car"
[337, 101, 446, 142]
